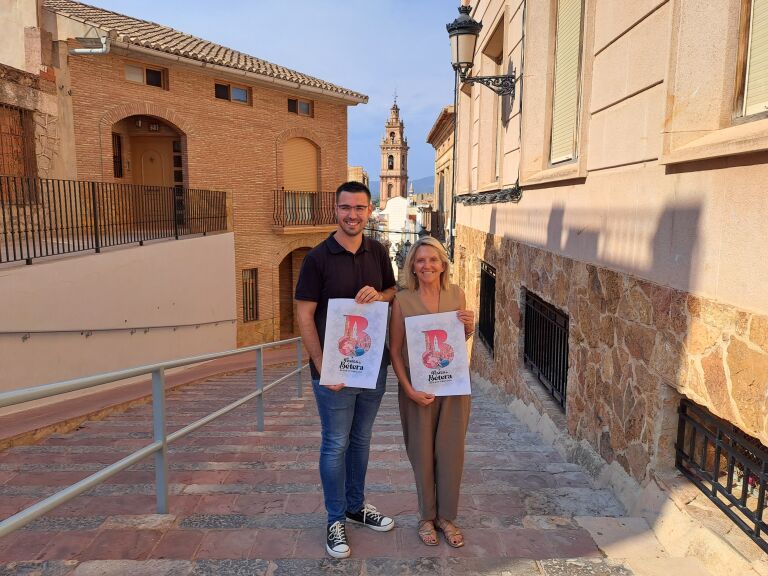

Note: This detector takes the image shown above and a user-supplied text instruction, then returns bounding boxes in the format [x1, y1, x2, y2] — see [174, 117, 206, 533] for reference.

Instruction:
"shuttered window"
[283, 137, 318, 191]
[549, 0, 584, 164]
[744, 0, 768, 116]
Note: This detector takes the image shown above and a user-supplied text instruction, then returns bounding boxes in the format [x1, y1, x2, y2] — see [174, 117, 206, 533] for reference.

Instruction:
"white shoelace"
[361, 503, 383, 523]
[328, 521, 347, 546]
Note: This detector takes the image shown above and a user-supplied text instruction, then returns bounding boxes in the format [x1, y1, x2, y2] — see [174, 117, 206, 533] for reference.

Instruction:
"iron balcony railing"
[273, 189, 336, 227]
[676, 399, 768, 553]
[0, 337, 308, 538]
[523, 289, 569, 410]
[0, 175, 229, 265]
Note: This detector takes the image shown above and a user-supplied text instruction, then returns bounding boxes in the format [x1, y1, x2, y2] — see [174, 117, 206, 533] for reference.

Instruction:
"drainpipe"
[69, 36, 110, 56]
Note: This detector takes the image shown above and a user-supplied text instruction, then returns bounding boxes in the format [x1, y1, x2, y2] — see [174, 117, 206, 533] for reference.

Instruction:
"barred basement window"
[478, 261, 496, 353]
[523, 289, 569, 410]
[676, 399, 768, 553]
[242, 268, 258, 322]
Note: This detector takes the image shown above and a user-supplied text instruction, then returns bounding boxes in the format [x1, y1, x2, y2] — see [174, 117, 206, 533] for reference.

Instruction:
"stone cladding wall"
[456, 224, 768, 483]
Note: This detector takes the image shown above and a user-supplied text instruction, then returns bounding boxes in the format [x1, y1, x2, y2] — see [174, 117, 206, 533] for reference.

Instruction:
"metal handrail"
[0, 337, 308, 538]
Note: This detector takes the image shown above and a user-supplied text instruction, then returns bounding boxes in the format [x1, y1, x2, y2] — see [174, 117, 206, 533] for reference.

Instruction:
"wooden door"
[131, 137, 174, 186]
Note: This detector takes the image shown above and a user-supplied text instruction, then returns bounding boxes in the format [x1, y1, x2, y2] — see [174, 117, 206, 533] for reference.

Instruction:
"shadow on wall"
[470, 183, 768, 560]
[470, 198, 703, 483]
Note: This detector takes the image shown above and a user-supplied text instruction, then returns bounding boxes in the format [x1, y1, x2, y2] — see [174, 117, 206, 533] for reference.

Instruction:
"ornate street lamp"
[446, 0, 516, 98]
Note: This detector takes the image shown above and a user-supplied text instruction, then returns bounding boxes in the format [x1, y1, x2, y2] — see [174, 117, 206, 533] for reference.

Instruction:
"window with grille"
[478, 261, 496, 353]
[549, 0, 585, 164]
[523, 289, 569, 409]
[112, 133, 123, 178]
[242, 269, 258, 322]
[0, 104, 35, 177]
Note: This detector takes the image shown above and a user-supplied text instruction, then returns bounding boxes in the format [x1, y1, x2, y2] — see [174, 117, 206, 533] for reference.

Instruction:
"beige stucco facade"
[451, 0, 768, 563]
[347, 165, 369, 188]
[426, 105, 454, 243]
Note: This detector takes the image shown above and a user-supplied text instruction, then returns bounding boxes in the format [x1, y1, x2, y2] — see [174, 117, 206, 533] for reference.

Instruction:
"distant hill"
[369, 180, 379, 200]
[410, 176, 434, 194]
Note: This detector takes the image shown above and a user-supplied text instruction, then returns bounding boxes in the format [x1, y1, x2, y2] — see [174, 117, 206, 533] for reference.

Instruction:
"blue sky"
[85, 0, 457, 188]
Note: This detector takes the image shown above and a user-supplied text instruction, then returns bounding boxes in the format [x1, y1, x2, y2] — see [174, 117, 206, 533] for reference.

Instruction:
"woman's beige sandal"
[435, 518, 465, 548]
[418, 520, 439, 546]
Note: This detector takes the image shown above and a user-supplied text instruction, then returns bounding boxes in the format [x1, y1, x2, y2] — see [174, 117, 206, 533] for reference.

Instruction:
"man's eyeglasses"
[336, 205, 369, 214]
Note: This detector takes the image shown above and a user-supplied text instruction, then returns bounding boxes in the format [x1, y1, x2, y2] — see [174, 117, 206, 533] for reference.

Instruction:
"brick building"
[42, 0, 367, 345]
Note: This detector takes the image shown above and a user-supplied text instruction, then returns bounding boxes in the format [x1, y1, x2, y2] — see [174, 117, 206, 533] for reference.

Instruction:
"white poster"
[320, 299, 389, 389]
[405, 311, 471, 396]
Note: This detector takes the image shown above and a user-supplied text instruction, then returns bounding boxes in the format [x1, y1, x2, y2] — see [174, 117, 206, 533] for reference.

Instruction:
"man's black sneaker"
[326, 520, 351, 558]
[345, 503, 395, 532]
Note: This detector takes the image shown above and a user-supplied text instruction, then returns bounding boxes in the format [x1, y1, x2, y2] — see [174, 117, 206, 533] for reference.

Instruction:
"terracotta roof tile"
[43, 0, 367, 102]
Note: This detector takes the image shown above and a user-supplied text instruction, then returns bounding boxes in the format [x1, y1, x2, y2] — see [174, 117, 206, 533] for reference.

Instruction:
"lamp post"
[445, 1, 517, 261]
[447, 1, 516, 98]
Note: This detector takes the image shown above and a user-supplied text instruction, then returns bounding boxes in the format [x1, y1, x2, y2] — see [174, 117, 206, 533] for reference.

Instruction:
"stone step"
[0, 368, 657, 573]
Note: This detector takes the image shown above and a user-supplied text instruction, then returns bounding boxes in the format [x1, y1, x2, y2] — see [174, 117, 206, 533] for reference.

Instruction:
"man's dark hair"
[336, 181, 371, 203]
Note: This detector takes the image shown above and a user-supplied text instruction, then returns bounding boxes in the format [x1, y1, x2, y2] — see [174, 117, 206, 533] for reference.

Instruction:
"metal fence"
[478, 261, 496, 353]
[676, 399, 768, 553]
[0, 337, 308, 538]
[0, 175, 228, 265]
[273, 189, 336, 227]
[523, 289, 569, 409]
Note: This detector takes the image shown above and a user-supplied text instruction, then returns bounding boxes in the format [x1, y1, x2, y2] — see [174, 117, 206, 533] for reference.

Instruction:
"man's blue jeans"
[312, 361, 388, 524]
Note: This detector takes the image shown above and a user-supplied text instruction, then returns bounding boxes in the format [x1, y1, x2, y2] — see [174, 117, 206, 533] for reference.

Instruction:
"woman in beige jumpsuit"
[389, 237, 475, 547]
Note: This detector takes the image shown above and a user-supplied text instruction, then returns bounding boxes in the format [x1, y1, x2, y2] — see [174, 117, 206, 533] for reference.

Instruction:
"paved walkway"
[0, 367, 701, 575]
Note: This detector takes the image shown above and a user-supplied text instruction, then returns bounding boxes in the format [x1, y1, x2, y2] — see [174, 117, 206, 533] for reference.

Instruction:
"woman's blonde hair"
[403, 236, 451, 291]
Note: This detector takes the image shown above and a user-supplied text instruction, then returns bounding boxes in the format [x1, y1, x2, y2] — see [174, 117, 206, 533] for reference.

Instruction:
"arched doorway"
[111, 115, 186, 227]
[279, 247, 310, 338]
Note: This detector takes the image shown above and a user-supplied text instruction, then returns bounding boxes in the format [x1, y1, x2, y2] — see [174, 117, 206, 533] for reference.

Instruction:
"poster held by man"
[405, 311, 471, 396]
[319, 298, 389, 389]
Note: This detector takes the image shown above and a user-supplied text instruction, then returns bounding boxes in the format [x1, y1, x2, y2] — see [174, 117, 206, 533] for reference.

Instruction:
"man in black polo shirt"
[295, 181, 397, 559]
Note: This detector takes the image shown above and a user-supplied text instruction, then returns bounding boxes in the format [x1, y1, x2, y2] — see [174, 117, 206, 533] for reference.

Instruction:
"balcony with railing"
[0, 175, 229, 265]
[272, 189, 337, 234]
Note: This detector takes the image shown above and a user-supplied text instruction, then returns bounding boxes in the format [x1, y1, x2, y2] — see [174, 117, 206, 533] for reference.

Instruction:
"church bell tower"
[379, 99, 409, 209]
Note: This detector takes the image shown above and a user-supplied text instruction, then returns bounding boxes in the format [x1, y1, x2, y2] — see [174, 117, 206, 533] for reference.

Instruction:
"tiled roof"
[43, 0, 367, 102]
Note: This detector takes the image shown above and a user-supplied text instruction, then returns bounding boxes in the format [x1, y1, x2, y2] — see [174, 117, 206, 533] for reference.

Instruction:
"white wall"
[0, 233, 237, 391]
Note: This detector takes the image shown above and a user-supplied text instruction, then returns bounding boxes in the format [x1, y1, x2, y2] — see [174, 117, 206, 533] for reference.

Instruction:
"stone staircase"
[0, 366, 717, 575]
